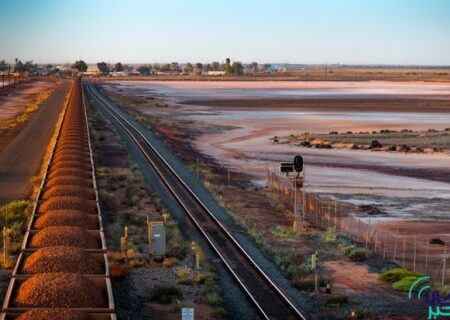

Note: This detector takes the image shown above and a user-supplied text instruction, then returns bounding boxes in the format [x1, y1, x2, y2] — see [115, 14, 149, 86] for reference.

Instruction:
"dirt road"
[0, 79, 72, 204]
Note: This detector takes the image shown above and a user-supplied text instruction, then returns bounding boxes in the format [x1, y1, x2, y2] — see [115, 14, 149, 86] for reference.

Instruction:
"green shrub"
[166, 221, 189, 260]
[346, 247, 372, 262]
[272, 225, 298, 238]
[353, 310, 374, 319]
[129, 257, 145, 268]
[325, 294, 348, 307]
[212, 306, 227, 319]
[9, 242, 22, 255]
[293, 279, 315, 292]
[392, 276, 420, 292]
[206, 291, 222, 306]
[430, 238, 445, 245]
[275, 251, 307, 279]
[151, 285, 183, 304]
[322, 228, 336, 243]
[1, 200, 30, 228]
[379, 268, 421, 283]
[433, 284, 450, 296]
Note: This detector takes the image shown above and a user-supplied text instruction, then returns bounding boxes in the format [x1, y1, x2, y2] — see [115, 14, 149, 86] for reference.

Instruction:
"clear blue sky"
[1, 0, 449, 65]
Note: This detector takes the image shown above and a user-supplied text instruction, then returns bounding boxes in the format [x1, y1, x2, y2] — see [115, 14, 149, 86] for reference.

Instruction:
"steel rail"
[85, 82, 308, 320]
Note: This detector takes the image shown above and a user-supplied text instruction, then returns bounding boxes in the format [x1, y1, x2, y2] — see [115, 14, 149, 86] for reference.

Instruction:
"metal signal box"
[148, 221, 166, 257]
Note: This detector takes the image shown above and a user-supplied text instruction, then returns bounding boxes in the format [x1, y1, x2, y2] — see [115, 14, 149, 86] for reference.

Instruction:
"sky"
[0, 0, 449, 65]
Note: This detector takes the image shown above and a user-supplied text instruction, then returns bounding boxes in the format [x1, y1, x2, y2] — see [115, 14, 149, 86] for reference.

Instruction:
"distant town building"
[83, 66, 100, 75]
[206, 70, 225, 76]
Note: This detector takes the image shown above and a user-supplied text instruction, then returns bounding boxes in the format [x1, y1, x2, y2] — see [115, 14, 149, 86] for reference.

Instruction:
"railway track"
[1, 77, 115, 320]
[85, 82, 308, 320]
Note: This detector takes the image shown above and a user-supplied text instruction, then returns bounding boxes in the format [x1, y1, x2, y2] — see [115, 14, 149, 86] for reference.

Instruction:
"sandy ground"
[0, 80, 57, 121]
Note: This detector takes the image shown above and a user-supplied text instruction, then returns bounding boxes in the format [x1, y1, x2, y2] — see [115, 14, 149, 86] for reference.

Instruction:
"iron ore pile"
[0, 77, 116, 320]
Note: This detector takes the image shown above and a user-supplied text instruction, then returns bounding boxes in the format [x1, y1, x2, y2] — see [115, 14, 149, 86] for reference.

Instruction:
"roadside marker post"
[191, 241, 196, 282]
[311, 251, 319, 292]
[121, 226, 129, 263]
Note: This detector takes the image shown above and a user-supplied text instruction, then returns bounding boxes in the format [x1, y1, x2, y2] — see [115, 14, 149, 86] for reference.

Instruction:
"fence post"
[334, 201, 337, 232]
[413, 236, 417, 272]
[383, 231, 387, 259]
[393, 237, 398, 263]
[302, 189, 306, 222]
[374, 222, 379, 254]
[358, 218, 362, 242]
[425, 239, 429, 275]
[349, 217, 354, 240]
[402, 232, 406, 267]
[442, 246, 447, 286]
[365, 218, 371, 248]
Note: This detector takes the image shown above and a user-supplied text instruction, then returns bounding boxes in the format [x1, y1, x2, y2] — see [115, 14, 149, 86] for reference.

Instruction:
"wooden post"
[227, 170, 230, 186]
[383, 231, 387, 260]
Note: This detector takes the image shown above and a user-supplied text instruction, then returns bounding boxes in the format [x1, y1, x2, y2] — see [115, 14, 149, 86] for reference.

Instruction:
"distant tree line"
[70, 58, 272, 76]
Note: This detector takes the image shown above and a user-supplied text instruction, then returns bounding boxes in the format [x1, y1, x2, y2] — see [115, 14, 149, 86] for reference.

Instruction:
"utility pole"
[294, 174, 297, 219]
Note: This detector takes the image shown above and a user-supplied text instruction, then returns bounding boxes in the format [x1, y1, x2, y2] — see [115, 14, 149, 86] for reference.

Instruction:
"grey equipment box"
[148, 221, 166, 257]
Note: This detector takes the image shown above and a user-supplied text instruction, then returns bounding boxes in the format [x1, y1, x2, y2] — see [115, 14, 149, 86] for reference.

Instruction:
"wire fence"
[267, 167, 450, 285]
[0, 74, 27, 90]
